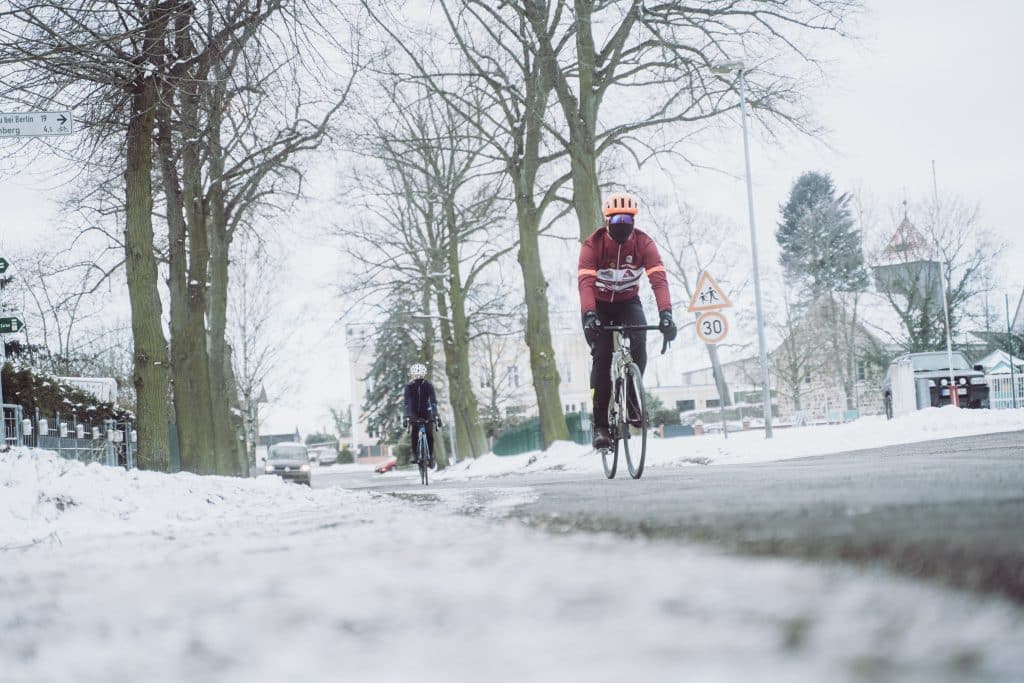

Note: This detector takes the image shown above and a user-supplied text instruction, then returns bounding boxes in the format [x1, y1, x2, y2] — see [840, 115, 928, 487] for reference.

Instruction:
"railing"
[1, 406, 136, 468]
[988, 374, 1024, 410]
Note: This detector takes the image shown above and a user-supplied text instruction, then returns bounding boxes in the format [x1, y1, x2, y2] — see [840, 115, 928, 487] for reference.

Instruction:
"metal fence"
[988, 374, 1024, 410]
[1, 404, 136, 468]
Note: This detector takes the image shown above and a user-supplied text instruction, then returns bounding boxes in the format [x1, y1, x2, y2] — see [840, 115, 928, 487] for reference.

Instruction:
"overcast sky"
[1, 0, 1021, 435]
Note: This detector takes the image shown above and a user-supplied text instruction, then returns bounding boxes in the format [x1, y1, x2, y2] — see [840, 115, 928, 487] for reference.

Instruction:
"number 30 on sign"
[695, 311, 729, 344]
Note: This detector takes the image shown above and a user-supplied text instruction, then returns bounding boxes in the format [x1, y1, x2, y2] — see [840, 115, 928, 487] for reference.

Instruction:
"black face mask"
[608, 222, 633, 244]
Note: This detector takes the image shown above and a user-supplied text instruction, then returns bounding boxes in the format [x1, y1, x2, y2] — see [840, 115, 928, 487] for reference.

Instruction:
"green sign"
[0, 317, 23, 334]
[0, 257, 8, 274]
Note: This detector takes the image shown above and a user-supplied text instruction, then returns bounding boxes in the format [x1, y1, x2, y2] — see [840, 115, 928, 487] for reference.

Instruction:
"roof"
[977, 349, 1024, 372]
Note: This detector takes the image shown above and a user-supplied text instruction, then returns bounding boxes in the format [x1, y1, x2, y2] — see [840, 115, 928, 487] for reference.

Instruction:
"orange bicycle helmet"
[602, 192, 639, 217]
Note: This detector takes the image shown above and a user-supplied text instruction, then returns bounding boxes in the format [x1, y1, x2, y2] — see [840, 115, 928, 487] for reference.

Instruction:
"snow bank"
[0, 448, 355, 548]
[2, 445, 1024, 682]
[437, 406, 1024, 481]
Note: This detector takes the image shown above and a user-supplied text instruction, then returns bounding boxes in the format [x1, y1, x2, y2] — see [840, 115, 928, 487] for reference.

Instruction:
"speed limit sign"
[695, 311, 729, 344]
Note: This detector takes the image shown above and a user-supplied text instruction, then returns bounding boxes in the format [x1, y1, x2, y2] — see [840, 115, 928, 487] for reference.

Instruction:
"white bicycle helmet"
[409, 363, 427, 380]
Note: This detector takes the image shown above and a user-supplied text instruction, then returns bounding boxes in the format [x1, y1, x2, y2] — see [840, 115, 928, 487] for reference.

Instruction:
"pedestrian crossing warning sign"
[687, 271, 732, 312]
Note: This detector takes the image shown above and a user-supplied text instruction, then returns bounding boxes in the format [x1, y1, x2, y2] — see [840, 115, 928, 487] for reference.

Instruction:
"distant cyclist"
[402, 363, 438, 467]
[577, 192, 677, 450]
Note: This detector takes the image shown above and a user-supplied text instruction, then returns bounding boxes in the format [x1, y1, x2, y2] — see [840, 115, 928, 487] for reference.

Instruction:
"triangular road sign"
[687, 271, 732, 312]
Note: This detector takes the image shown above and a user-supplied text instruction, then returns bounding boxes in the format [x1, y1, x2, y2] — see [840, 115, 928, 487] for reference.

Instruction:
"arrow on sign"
[0, 257, 8, 274]
[0, 317, 24, 334]
[57, 114, 67, 125]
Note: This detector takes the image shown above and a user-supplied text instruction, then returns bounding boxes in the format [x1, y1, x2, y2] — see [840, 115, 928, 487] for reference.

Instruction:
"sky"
[1, 0, 1022, 435]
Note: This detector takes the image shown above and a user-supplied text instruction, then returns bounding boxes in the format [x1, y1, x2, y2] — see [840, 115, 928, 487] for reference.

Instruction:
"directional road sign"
[0, 111, 74, 138]
[687, 271, 733, 312]
[695, 311, 729, 344]
[0, 317, 24, 334]
[0, 257, 8, 274]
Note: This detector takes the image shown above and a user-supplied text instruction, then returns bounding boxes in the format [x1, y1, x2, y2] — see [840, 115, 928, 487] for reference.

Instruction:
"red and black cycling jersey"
[577, 227, 671, 314]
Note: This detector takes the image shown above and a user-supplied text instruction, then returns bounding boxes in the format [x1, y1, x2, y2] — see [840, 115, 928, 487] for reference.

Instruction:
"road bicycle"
[599, 324, 668, 480]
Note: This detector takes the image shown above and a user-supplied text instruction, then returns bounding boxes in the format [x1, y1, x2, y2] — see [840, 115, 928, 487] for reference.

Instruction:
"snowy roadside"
[2, 448, 1024, 682]
[436, 406, 1024, 481]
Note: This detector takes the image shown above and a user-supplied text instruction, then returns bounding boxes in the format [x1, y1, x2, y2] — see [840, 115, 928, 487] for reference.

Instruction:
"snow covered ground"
[436, 406, 1024, 481]
[3, 447, 1024, 682]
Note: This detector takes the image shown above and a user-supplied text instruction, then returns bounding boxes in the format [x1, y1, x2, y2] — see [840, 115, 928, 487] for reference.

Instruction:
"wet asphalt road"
[317, 430, 1024, 603]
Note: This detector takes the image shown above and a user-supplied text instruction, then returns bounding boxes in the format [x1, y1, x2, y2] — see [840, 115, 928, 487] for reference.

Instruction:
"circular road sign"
[695, 311, 729, 344]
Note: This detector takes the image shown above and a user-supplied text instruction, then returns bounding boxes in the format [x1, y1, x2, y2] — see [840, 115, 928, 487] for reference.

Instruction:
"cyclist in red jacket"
[577, 192, 677, 450]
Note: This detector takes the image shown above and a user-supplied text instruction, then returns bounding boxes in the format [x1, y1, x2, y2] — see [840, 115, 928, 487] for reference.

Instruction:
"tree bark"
[434, 243, 487, 459]
[205, 81, 246, 476]
[516, 200, 569, 447]
[124, 76, 170, 471]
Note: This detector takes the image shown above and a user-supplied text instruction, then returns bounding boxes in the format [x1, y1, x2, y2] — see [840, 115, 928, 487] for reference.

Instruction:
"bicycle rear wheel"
[418, 431, 429, 485]
[622, 363, 647, 479]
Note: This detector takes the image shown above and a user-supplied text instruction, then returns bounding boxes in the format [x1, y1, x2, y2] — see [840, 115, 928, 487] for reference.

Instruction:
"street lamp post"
[712, 60, 774, 437]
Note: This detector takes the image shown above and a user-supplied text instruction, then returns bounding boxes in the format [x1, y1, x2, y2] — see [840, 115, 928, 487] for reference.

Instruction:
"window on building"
[856, 359, 867, 381]
[508, 365, 520, 388]
[803, 373, 813, 385]
[480, 373, 492, 389]
[676, 399, 695, 412]
[706, 398, 720, 408]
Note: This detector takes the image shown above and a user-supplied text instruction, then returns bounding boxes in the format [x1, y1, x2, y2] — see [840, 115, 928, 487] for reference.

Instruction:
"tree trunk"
[528, 0, 604, 243]
[415, 288, 449, 467]
[515, 200, 569, 448]
[157, 87, 217, 474]
[124, 76, 170, 471]
[434, 292, 486, 459]
[206, 100, 245, 476]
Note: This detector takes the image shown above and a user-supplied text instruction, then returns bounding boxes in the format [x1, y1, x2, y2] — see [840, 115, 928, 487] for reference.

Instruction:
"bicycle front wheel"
[601, 435, 618, 479]
[418, 431, 429, 485]
[622, 363, 647, 479]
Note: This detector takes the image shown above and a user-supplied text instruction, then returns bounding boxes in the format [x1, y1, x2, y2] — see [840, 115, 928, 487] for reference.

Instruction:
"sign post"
[687, 271, 734, 438]
[0, 111, 74, 138]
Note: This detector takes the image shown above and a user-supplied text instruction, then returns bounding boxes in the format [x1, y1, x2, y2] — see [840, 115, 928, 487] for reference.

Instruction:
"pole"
[738, 69, 774, 437]
[1008, 294, 1019, 409]
[932, 161, 957, 405]
[0, 330, 6, 443]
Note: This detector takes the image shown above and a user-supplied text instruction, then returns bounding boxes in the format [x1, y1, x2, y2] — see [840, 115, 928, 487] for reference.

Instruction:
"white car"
[309, 444, 338, 466]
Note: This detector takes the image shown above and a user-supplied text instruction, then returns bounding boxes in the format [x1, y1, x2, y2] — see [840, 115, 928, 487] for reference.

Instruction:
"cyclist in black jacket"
[402, 363, 438, 467]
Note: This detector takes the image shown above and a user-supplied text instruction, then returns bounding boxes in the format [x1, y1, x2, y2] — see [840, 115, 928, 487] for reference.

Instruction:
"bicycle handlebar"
[600, 324, 671, 355]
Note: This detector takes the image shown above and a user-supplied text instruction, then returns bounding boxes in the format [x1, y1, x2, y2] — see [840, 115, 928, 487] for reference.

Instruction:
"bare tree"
[869, 195, 1004, 353]
[648, 200, 750, 408]
[0, 1, 178, 469]
[519, 0, 863, 241]
[771, 291, 816, 412]
[361, 1, 576, 448]
[343, 78, 514, 459]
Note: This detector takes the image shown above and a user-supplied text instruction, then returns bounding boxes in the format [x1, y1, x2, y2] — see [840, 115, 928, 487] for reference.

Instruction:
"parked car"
[374, 457, 398, 474]
[263, 442, 312, 485]
[882, 351, 990, 419]
[308, 444, 338, 466]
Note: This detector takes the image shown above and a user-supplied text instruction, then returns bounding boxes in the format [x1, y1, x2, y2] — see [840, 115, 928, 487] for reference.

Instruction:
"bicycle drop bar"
[601, 324, 671, 354]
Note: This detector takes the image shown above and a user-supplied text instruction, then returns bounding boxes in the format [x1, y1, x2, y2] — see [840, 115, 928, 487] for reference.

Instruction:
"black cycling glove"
[659, 310, 677, 342]
[582, 311, 601, 348]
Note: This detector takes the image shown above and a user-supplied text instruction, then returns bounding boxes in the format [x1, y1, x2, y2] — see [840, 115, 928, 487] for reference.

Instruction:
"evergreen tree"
[776, 172, 869, 297]
[776, 172, 870, 410]
[361, 302, 422, 448]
